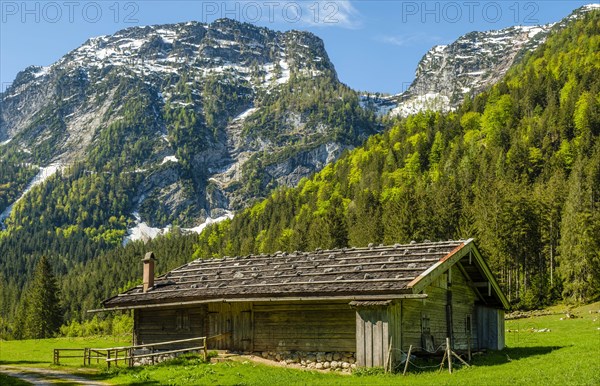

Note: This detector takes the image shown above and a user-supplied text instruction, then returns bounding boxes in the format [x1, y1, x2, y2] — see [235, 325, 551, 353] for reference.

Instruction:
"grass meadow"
[0, 302, 598, 385]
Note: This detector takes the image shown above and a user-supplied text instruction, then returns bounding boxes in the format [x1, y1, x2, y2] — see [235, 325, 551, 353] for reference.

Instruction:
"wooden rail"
[53, 336, 208, 368]
[53, 348, 88, 365]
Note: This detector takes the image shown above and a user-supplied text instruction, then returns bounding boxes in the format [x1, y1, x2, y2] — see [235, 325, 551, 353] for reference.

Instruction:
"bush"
[58, 313, 133, 338]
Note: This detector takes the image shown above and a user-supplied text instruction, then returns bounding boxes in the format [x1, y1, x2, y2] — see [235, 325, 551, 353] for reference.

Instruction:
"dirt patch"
[0, 366, 108, 385]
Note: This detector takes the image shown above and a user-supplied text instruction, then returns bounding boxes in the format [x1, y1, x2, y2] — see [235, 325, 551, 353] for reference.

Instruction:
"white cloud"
[301, 0, 362, 29]
[213, 1, 362, 29]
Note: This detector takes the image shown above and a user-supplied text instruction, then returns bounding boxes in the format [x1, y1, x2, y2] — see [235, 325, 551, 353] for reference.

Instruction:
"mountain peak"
[0, 17, 371, 237]
[373, 17, 567, 117]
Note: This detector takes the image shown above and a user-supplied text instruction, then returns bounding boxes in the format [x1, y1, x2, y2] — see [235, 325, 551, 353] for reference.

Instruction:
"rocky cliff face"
[390, 24, 552, 116]
[0, 19, 376, 239]
[361, 5, 599, 117]
[360, 24, 553, 116]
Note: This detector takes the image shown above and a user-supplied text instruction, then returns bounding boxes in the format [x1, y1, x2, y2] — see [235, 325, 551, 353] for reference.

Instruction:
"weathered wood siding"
[387, 302, 402, 366]
[356, 307, 390, 367]
[253, 301, 355, 352]
[400, 266, 479, 352]
[475, 306, 505, 350]
[206, 302, 253, 351]
[132, 262, 504, 363]
[134, 306, 206, 348]
[448, 265, 479, 350]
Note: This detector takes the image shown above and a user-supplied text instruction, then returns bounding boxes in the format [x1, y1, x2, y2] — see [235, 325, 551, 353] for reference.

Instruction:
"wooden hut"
[101, 239, 509, 369]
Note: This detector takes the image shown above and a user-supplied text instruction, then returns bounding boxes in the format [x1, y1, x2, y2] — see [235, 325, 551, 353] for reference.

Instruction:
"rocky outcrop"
[391, 25, 552, 116]
[365, 5, 599, 117]
[0, 18, 375, 231]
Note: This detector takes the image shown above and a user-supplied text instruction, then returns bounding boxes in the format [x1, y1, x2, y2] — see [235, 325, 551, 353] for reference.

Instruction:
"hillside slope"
[0, 18, 377, 286]
[195, 10, 600, 306]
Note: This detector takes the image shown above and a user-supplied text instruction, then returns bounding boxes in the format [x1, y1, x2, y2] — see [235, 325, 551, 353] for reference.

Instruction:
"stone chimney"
[142, 252, 156, 293]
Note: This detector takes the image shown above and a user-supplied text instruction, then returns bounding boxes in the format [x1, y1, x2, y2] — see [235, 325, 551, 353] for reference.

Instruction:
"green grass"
[0, 303, 599, 385]
[0, 336, 129, 369]
[0, 372, 30, 386]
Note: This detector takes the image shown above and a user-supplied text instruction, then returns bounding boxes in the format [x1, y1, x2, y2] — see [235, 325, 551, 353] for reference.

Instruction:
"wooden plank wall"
[387, 302, 402, 367]
[497, 310, 505, 350]
[356, 308, 390, 367]
[253, 301, 355, 352]
[135, 306, 207, 349]
[449, 265, 478, 350]
[476, 307, 505, 350]
[400, 266, 479, 353]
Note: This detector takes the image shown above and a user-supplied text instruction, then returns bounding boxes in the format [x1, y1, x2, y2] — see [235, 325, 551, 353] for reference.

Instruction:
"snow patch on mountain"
[359, 95, 396, 116]
[183, 211, 234, 234]
[123, 210, 233, 245]
[233, 107, 259, 122]
[0, 162, 64, 227]
[161, 155, 179, 164]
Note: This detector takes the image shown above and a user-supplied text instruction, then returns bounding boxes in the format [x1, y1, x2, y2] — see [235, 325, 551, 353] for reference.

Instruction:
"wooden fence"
[53, 348, 88, 366]
[53, 336, 208, 368]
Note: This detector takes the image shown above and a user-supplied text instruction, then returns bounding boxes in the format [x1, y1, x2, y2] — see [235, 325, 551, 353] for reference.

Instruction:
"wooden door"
[356, 308, 390, 367]
[240, 310, 253, 352]
[207, 309, 232, 350]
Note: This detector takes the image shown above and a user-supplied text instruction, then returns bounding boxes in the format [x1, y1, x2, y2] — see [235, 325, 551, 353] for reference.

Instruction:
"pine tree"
[22, 256, 62, 339]
[558, 151, 600, 302]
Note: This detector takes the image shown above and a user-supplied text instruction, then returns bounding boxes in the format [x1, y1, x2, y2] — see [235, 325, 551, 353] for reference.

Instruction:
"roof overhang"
[89, 293, 428, 313]
[406, 239, 510, 309]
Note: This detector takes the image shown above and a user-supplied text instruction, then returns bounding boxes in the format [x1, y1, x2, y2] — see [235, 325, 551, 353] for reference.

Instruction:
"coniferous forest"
[194, 13, 600, 307]
[0, 10, 599, 339]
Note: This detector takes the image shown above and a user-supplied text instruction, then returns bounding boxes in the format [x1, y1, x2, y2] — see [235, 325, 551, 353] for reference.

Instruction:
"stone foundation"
[256, 351, 357, 372]
[132, 349, 200, 366]
[132, 349, 357, 372]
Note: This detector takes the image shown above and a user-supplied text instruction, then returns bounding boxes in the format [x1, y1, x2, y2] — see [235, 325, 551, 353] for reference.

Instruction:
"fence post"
[446, 337, 452, 374]
[107, 350, 111, 369]
[203, 337, 208, 361]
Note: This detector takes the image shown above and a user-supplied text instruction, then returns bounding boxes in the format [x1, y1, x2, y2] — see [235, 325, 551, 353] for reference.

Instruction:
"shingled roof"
[101, 239, 509, 309]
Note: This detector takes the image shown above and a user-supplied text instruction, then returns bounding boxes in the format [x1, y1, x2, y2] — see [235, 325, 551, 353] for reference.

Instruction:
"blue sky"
[0, 1, 595, 94]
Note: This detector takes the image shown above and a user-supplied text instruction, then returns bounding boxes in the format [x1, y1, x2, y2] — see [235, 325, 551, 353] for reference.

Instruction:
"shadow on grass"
[400, 345, 565, 374]
[473, 345, 565, 366]
[0, 360, 51, 365]
[0, 373, 31, 386]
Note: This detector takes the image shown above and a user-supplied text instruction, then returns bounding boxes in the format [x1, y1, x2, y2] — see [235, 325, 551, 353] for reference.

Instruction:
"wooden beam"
[90, 294, 428, 313]
[406, 241, 470, 293]
[470, 246, 510, 309]
[456, 262, 487, 304]
[407, 239, 510, 309]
